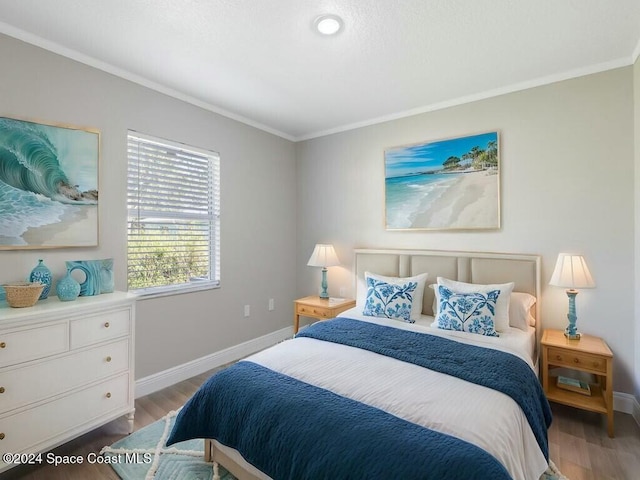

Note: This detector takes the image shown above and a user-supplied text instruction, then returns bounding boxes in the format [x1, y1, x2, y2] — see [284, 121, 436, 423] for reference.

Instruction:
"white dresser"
[0, 292, 136, 472]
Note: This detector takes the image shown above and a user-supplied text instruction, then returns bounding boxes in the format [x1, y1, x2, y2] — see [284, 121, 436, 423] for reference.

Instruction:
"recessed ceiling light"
[314, 15, 343, 35]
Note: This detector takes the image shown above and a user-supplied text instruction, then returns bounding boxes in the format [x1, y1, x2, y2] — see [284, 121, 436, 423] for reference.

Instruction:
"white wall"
[634, 56, 640, 400]
[0, 34, 297, 378]
[296, 68, 636, 394]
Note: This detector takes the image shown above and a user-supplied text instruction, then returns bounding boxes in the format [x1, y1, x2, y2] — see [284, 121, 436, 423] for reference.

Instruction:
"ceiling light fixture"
[314, 15, 343, 35]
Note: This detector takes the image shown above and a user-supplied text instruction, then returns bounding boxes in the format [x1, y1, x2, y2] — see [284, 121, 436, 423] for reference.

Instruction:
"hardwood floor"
[548, 404, 640, 480]
[2, 368, 639, 479]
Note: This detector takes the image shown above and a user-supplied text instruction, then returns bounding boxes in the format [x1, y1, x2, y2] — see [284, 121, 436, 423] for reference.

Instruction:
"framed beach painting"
[385, 131, 500, 231]
[0, 116, 99, 249]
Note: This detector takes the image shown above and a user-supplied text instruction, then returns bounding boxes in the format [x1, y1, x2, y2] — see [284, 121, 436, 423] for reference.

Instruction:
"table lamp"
[549, 253, 595, 339]
[307, 244, 340, 299]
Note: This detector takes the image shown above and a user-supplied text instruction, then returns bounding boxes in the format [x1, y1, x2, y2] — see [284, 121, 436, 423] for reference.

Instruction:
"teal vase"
[56, 268, 81, 302]
[29, 259, 52, 300]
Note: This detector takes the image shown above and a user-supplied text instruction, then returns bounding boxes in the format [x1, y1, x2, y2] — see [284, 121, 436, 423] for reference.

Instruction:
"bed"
[167, 249, 551, 480]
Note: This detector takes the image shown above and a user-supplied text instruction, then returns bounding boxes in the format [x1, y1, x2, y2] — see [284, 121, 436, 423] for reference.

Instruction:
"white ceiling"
[0, 0, 639, 141]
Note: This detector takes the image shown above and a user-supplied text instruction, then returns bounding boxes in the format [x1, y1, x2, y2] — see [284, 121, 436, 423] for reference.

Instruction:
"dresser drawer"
[0, 339, 129, 413]
[0, 323, 68, 368]
[0, 373, 130, 459]
[70, 308, 131, 349]
[296, 305, 330, 318]
[547, 347, 607, 373]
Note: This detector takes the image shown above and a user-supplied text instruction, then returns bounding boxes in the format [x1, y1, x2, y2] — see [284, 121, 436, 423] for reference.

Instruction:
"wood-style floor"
[2, 368, 639, 480]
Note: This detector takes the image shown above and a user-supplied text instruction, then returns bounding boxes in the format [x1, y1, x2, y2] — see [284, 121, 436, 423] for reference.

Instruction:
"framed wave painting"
[0, 116, 99, 249]
[385, 131, 500, 231]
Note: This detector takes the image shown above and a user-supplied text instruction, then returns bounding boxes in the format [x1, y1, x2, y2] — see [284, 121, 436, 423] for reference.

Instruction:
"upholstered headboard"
[354, 248, 541, 324]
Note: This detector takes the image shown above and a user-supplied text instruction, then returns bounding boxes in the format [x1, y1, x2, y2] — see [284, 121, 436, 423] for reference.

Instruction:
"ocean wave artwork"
[384, 131, 500, 231]
[0, 117, 99, 248]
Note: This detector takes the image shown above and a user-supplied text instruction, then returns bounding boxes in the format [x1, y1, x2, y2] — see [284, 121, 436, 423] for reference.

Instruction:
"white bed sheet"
[209, 314, 545, 479]
[232, 314, 548, 480]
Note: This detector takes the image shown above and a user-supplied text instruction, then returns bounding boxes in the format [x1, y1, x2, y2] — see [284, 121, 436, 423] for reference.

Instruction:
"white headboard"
[354, 248, 541, 342]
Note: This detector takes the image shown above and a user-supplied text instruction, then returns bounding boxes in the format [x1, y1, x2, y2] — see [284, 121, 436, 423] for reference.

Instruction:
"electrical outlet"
[268, 298, 275, 311]
[244, 305, 250, 317]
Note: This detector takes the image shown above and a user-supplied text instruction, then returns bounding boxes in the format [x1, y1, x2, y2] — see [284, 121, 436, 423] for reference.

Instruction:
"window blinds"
[127, 132, 220, 293]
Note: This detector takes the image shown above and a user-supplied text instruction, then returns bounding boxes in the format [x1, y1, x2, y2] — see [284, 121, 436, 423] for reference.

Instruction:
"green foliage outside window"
[127, 223, 210, 290]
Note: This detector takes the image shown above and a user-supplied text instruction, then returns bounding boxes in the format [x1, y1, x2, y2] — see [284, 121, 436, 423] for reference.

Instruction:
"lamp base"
[564, 289, 581, 340]
[319, 267, 329, 299]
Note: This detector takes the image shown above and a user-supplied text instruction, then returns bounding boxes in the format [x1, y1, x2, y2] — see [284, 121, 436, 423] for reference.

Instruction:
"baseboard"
[135, 326, 293, 398]
[613, 391, 640, 424]
[635, 397, 640, 427]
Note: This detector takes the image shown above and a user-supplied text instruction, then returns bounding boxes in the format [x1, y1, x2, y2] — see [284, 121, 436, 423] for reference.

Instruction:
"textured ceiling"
[0, 0, 638, 141]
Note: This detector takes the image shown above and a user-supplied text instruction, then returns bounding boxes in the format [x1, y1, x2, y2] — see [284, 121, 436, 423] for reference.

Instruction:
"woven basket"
[3, 282, 45, 308]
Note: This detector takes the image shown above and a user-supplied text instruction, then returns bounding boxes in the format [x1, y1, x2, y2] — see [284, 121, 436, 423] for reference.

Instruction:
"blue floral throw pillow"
[363, 277, 417, 323]
[435, 285, 500, 337]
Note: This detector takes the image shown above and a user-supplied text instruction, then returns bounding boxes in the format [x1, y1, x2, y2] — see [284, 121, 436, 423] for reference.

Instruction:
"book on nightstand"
[556, 375, 591, 396]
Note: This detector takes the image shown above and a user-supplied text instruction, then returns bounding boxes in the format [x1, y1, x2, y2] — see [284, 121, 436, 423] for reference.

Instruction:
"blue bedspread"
[297, 317, 552, 460]
[167, 361, 512, 480]
[167, 317, 552, 479]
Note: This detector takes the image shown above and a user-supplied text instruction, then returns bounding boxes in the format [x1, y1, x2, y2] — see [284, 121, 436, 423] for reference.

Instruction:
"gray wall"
[0, 34, 297, 378]
[635, 56, 640, 400]
[1, 31, 638, 399]
[296, 68, 636, 394]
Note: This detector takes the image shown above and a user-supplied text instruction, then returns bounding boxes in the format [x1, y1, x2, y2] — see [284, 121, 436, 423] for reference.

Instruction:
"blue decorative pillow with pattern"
[435, 285, 500, 337]
[363, 277, 417, 323]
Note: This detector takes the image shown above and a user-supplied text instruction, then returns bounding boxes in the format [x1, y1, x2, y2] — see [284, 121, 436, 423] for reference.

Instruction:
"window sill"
[130, 280, 220, 300]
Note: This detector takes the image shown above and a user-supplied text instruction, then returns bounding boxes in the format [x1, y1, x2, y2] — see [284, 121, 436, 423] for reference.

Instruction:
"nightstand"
[293, 296, 356, 334]
[541, 329, 614, 437]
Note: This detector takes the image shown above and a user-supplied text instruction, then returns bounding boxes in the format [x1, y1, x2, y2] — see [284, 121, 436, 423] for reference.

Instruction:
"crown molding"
[0, 20, 635, 144]
[0, 22, 296, 142]
[295, 57, 633, 141]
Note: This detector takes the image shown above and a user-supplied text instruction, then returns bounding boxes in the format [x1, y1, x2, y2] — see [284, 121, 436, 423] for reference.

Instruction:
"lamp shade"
[549, 253, 595, 289]
[307, 244, 340, 268]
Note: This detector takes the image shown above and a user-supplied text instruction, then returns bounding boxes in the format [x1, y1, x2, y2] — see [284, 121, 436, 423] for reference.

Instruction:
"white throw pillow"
[436, 277, 514, 332]
[363, 272, 428, 322]
[434, 285, 499, 337]
[509, 291, 537, 331]
[431, 284, 534, 331]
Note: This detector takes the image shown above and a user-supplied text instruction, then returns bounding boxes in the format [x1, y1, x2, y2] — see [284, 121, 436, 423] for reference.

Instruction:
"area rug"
[102, 409, 568, 480]
[101, 409, 233, 480]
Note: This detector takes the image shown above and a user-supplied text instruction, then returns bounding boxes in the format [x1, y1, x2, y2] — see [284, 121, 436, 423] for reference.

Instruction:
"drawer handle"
[555, 355, 562, 361]
[106, 392, 112, 398]
[0, 342, 5, 349]
[0, 387, 5, 394]
[0, 433, 4, 440]
[106, 356, 112, 362]
[104, 322, 110, 328]
[574, 358, 580, 363]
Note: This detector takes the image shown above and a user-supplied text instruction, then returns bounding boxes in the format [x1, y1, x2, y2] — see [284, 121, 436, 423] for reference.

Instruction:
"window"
[127, 132, 220, 296]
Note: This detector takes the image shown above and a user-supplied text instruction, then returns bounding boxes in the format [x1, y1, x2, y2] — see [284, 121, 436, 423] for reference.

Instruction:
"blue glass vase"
[29, 259, 52, 300]
[56, 268, 81, 302]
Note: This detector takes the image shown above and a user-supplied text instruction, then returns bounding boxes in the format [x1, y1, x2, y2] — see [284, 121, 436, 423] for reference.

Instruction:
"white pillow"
[436, 277, 514, 332]
[431, 284, 535, 331]
[509, 291, 537, 331]
[363, 272, 428, 322]
[434, 285, 499, 337]
[429, 283, 438, 315]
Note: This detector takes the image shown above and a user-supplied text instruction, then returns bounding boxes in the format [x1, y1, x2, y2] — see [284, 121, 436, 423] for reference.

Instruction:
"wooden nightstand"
[541, 329, 614, 437]
[293, 296, 356, 334]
